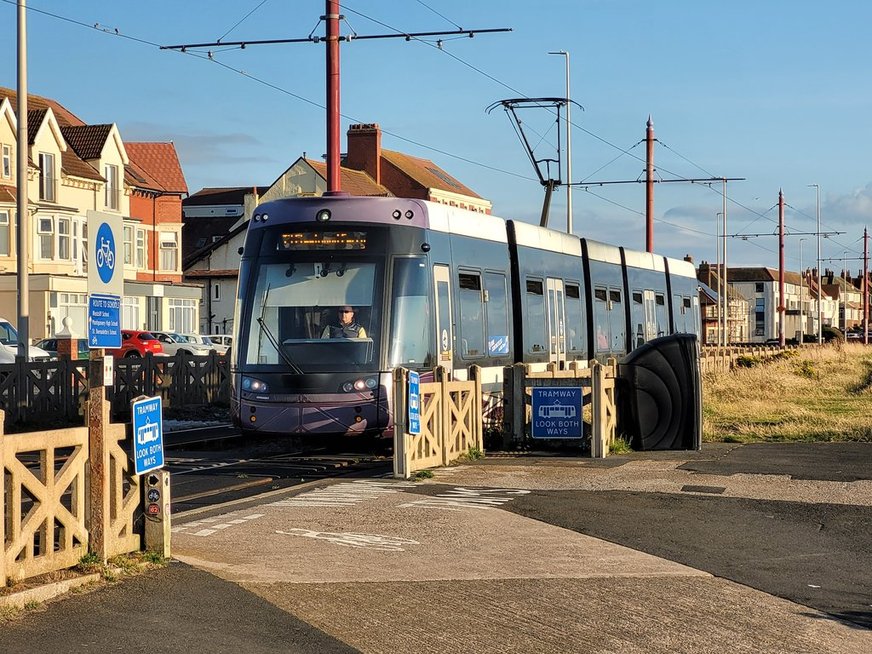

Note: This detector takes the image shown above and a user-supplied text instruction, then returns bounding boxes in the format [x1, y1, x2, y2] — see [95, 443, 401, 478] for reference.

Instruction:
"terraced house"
[0, 88, 200, 340]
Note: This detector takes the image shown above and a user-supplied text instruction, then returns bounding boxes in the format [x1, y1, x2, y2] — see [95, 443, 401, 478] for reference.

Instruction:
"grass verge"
[703, 343, 872, 443]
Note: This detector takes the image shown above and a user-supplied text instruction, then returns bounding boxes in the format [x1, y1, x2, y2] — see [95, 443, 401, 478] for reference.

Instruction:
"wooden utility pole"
[778, 190, 785, 347]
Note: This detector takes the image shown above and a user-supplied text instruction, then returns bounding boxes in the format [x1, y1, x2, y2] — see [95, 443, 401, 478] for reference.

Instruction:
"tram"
[230, 195, 700, 437]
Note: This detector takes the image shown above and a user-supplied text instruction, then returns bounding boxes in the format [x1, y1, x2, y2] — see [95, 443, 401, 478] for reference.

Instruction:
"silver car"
[152, 331, 213, 356]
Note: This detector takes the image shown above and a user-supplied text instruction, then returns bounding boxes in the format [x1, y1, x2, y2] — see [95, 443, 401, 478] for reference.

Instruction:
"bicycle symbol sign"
[95, 222, 116, 284]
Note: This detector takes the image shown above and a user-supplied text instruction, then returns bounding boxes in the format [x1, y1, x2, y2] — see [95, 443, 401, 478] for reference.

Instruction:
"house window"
[38, 152, 55, 202]
[0, 210, 9, 256]
[38, 217, 54, 259]
[755, 282, 764, 293]
[213, 284, 221, 302]
[160, 232, 178, 271]
[56, 293, 87, 336]
[104, 164, 119, 210]
[122, 296, 140, 330]
[136, 228, 146, 269]
[124, 225, 133, 265]
[168, 298, 196, 333]
[79, 221, 88, 273]
[1, 144, 11, 179]
[58, 217, 70, 260]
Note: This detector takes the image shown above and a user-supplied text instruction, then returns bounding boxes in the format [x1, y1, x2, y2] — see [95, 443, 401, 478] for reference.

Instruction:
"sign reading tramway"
[132, 396, 164, 475]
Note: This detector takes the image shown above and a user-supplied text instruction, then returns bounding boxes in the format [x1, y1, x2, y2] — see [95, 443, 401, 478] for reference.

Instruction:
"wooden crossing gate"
[393, 366, 483, 478]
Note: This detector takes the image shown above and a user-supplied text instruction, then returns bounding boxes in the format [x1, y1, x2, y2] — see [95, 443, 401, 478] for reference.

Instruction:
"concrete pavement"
[0, 442, 869, 653]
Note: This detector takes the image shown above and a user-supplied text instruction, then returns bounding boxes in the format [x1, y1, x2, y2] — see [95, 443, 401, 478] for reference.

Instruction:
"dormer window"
[39, 152, 56, 202]
[1, 144, 11, 179]
[104, 163, 119, 210]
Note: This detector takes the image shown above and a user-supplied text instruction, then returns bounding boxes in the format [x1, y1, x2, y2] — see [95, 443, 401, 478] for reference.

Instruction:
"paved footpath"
[0, 442, 869, 653]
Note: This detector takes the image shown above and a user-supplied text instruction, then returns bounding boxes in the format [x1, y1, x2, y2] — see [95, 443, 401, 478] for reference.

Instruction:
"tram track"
[165, 424, 393, 514]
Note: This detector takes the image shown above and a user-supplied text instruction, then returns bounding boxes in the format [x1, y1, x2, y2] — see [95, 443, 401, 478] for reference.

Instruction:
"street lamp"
[548, 50, 572, 234]
[808, 183, 821, 344]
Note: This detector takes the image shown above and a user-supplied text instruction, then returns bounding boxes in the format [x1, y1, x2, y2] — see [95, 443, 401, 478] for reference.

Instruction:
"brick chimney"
[346, 123, 381, 185]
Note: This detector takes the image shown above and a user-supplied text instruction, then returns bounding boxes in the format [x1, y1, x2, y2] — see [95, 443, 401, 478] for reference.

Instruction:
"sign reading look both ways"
[132, 396, 164, 475]
[531, 386, 583, 438]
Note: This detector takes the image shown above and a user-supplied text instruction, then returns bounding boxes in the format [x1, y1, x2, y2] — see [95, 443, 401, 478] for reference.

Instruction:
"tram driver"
[321, 305, 368, 339]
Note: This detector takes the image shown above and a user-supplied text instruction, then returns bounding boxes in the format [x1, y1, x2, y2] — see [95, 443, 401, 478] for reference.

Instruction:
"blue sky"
[3, 0, 872, 271]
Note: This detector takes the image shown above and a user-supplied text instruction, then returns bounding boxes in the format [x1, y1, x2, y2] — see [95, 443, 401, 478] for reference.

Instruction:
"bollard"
[143, 469, 172, 558]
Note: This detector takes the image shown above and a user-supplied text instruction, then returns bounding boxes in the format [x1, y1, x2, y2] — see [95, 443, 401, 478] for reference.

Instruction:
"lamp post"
[808, 183, 821, 344]
[548, 50, 572, 234]
[799, 238, 807, 342]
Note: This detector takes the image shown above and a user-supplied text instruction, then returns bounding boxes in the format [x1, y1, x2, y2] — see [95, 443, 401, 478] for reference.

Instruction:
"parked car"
[152, 331, 213, 356]
[0, 318, 52, 362]
[34, 337, 90, 360]
[107, 330, 164, 358]
[180, 333, 218, 352]
[208, 334, 233, 355]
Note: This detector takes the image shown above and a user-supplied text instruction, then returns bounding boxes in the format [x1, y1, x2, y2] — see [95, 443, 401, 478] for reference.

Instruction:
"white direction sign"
[87, 209, 124, 297]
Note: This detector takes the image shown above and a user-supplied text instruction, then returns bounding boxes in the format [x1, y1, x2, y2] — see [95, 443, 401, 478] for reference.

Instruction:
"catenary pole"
[326, 0, 341, 193]
[865, 227, 869, 345]
[645, 117, 654, 253]
[809, 183, 822, 344]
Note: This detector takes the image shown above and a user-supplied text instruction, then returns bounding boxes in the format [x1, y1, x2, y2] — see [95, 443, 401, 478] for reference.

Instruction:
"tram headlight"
[241, 376, 269, 393]
[341, 377, 378, 393]
[315, 209, 331, 222]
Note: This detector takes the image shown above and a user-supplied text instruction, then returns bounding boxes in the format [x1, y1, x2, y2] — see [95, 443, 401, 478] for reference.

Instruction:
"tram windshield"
[244, 260, 381, 371]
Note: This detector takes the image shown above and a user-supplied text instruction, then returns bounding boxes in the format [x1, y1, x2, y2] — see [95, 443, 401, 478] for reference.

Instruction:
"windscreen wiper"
[257, 317, 304, 375]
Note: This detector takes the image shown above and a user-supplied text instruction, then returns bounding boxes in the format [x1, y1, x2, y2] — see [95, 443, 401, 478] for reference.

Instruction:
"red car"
[108, 330, 164, 358]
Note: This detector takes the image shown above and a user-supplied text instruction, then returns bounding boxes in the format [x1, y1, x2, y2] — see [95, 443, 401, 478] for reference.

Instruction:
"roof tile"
[125, 142, 188, 194]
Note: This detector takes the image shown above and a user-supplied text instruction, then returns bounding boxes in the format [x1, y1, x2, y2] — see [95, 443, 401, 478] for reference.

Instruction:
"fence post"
[87, 350, 109, 561]
[591, 361, 608, 458]
[469, 364, 483, 452]
[437, 366, 451, 466]
[503, 362, 526, 449]
[392, 368, 410, 479]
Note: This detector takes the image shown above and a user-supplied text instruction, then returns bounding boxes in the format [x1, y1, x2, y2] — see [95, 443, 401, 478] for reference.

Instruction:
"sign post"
[531, 386, 583, 439]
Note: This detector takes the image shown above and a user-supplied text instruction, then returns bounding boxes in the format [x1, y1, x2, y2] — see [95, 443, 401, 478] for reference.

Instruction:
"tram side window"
[593, 287, 610, 352]
[389, 257, 432, 367]
[458, 271, 485, 358]
[484, 272, 509, 357]
[565, 283, 586, 354]
[655, 293, 667, 336]
[631, 291, 644, 348]
[608, 289, 625, 351]
[525, 278, 546, 354]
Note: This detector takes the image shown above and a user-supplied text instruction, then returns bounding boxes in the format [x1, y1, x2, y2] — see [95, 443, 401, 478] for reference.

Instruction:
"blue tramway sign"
[132, 396, 164, 475]
[408, 371, 421, 435]
[531, 387, 583, 439]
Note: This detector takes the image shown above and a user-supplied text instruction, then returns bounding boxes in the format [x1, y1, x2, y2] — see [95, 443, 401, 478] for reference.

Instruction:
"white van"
[0, 318, 52, 363]
[207, 334, 232, 355]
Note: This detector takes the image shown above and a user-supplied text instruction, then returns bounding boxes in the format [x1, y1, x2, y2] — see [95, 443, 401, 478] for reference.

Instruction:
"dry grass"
[703, 343, 872, 443]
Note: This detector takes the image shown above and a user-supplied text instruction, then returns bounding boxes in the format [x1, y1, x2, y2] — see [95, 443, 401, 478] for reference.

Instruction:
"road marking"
[275, 528, 420, 552]
[400, 487, 530, 511]
[173, 512, 264, 537]
[270, 479, 418, 509]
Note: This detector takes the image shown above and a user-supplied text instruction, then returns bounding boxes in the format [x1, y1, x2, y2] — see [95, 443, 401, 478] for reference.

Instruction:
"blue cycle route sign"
[408, 371, 421, 435]
[95, 221, 117, 284]
[531, 386, 583, 439]
[132, 396, 164, 475]
[88, 294, 121, 349]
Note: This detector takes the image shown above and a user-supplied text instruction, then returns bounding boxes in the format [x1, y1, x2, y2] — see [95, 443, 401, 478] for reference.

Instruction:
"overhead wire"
[217, 0, 271, 43]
